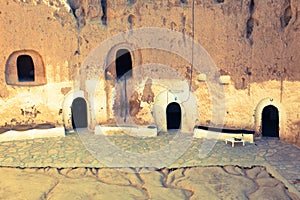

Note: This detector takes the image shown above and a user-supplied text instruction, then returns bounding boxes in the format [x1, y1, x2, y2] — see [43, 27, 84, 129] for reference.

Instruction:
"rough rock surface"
[0, 166, 298, 200]
[0, 0, 300, 146]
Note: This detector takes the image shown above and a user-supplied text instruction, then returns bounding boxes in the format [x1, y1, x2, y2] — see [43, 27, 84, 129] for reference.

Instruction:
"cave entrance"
[115, 49, 132, 123]
[262, 105, 279, 137]
[71, 97, 88, 129]
[166, 102, 182, 130]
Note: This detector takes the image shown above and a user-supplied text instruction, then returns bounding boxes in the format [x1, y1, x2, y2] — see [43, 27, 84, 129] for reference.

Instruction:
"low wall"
[0, 127, 65, 142]
[194, 128, 254, 143]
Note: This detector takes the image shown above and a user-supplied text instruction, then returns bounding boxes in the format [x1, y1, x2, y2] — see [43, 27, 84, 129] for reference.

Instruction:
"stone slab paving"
[0, 130, 299, 196]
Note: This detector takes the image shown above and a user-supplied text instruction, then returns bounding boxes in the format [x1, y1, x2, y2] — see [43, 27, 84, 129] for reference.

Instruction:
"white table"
[225, 138, 245, 147]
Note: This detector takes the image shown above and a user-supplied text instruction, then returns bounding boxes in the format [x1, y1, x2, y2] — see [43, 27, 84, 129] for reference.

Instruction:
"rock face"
[0, 0, 300, 145]
[0, 168, 58, 199]
[0, 166, 298, 199]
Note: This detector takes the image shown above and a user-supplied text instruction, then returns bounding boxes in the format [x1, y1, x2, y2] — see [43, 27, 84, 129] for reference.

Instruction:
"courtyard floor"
[0, 129, 299, 198]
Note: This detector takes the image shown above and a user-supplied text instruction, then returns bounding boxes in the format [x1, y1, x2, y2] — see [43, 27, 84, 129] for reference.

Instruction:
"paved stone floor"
[0, 129, 299, 196]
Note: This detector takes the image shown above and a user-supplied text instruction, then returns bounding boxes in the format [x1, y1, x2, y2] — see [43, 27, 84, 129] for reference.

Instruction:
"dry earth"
[0, 166, 298, 200]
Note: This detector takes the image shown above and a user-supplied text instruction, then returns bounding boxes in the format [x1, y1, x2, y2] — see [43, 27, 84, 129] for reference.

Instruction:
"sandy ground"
[0, 166, 298, 200]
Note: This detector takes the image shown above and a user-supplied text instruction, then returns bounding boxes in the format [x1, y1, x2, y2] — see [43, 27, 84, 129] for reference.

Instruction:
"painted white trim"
[153, 89, 198, 133]
[254, 98, 286, 138]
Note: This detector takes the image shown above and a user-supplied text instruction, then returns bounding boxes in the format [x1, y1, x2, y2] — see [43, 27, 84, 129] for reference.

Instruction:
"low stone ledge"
[194, 128, 254, 143]
[0, 127, 65, 142]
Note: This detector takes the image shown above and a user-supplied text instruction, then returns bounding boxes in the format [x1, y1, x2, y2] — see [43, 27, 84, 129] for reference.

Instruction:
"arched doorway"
[71, 97, 88, 129]
[166, 102, 181, 130]
[116, 49, 132, 80]
[262, 105, 279, 137]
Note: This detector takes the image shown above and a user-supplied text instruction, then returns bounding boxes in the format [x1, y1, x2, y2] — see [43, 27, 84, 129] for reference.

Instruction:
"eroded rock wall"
[0, 1, 78, 129]
[0, 0, 299, 145]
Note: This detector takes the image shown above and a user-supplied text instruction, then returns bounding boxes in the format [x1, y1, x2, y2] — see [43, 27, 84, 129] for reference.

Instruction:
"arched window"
[5, 50, 46, 86]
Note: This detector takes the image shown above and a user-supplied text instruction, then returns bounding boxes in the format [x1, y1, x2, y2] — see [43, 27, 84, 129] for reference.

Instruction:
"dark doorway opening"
[262, 105, 279, 137]
[71, 98, 88, 129]
[116, 49, 132, 80]
[166, 102, 181, 130]
[17, 55, 35, 82]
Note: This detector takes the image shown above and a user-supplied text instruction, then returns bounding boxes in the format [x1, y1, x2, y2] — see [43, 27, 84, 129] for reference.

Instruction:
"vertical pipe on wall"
[189, 0, 195, 91]
[124, 75, 128, 122]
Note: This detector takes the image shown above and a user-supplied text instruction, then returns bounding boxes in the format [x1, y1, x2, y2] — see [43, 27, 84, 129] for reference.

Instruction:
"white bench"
[225, 138, 245, 147]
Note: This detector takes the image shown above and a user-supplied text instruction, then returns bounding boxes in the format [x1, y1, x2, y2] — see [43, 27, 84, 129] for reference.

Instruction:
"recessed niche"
[197, 73, 206, 82]
[216, 0, 224, 3]
[5, 50, 46, 86]
[128, 14, 135, 27]
[219, 75, 231, 85]
[17, 55, 35, 82]
[180, 0, 188, 5]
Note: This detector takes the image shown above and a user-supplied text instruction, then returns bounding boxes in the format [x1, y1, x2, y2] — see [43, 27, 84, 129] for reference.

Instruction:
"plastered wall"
[0, 0, 299, 145]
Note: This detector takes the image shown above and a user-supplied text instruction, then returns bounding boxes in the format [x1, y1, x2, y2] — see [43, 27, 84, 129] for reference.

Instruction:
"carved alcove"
[5, 50, 46, 86]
